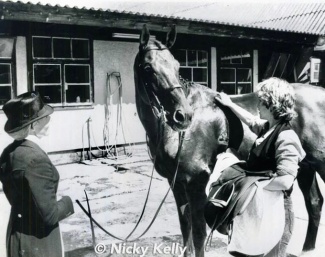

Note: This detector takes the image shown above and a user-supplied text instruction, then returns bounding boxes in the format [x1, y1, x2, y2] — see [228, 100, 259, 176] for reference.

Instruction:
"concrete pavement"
[1, 148, 325, 256]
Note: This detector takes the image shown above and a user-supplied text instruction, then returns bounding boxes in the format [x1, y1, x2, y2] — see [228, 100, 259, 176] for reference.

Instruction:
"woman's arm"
[264, 130, 306, 191]
[215, 92, 266, 135]
[26, 154, 74, 226]
[263, 175, 295, 191]
[215, 92, 257, 126]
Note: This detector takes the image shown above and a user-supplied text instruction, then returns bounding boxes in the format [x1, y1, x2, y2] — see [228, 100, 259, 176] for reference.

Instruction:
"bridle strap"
[138, 47, 186, 117]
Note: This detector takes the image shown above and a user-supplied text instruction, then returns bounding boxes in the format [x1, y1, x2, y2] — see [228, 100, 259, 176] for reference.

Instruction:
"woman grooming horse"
[213, 77, 306, 256]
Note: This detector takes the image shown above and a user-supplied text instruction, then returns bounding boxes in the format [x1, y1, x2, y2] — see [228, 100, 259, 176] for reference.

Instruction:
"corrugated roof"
[2, 0, 325, 35]
[109, 1, 325, 35]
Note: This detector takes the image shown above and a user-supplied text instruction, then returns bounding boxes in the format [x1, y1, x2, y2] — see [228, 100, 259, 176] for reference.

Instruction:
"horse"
[134, 24, 323, 256]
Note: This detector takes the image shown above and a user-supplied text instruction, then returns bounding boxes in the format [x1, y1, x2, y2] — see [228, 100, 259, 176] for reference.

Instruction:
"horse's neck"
[186, 83, 217, 109]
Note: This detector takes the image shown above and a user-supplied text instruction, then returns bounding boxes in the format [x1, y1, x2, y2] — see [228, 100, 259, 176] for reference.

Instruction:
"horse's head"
[135, 25, 193, 131]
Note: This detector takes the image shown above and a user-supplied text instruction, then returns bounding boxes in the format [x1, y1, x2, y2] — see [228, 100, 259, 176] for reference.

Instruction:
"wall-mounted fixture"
[112, 33, 156, 40]
[314, 36, 325, 51]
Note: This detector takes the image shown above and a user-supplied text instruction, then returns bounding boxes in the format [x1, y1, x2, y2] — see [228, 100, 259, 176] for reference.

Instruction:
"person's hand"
[215, 92, 233, 107]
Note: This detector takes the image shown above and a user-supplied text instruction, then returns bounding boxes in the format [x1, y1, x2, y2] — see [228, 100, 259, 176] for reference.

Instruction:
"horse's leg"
[186, 172, 209, 257]
[170, 179, 193, 257]
[297, 166, 324, 251]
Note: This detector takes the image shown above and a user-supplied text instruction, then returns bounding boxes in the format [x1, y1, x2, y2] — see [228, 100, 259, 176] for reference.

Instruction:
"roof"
[103, 1, 325, 35]
[3, 0, 324, 35]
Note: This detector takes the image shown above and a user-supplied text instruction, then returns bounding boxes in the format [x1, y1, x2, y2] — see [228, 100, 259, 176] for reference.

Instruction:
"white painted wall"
[253, 50, 259, 91]
[15, 36, 28, 95]
[0, 38, 146, 154]
[211, 47, 217, 91]
[92, 40, 146, 147]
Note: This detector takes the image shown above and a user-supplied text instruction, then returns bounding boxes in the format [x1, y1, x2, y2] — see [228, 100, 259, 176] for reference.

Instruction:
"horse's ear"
[166, 25, 177, 48]
[140, 24, 150, 49]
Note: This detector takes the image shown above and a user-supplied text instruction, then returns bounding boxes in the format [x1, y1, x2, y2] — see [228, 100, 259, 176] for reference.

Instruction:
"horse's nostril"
[173, 110, 186, 123]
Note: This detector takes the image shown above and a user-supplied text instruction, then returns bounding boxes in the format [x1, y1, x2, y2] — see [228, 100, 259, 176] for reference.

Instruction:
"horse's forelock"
[140, 40, 167, 53]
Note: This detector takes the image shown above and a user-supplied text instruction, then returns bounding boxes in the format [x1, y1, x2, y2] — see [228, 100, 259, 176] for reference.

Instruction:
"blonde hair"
[8, 125, 31, 140]
[257, 77, 296, 122]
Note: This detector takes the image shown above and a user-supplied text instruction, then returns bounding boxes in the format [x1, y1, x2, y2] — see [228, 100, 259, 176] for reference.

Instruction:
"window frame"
[173, 49, 209, 87]
[63, 63, 91, 106]
[0, 37, 15, 107]
[0, 62, 13, 106]
[219, 50, 253, 95]
[31, 36, 93, 107]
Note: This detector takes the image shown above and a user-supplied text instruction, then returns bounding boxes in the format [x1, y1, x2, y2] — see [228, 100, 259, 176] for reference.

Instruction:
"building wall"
[0, 38, 146, 155]
[92, 40, 146, 148]
[16, 36, 28, 95]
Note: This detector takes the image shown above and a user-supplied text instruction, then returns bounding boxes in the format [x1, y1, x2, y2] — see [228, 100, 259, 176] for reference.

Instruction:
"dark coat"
[0, 139, 74, 257]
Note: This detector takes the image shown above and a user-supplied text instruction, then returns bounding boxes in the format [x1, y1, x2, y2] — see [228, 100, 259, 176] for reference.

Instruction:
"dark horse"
[134, 25, 323, 257]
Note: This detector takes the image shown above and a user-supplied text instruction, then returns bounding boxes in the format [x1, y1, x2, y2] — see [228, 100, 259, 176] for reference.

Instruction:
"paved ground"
[1, 147, 325, 257]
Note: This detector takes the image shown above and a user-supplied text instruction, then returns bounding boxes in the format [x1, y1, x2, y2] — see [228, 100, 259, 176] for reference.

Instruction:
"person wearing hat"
[0, 91, 74, 257]
[212, 77, 306, 257]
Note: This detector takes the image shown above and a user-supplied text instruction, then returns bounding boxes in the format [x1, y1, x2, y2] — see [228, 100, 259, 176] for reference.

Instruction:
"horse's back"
[291, 84, 325, 167]
[233, 83, 325, 167]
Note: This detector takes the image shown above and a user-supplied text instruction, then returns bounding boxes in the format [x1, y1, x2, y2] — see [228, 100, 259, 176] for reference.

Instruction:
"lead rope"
[76, 117, 186, 243]
[77, 62, 187, 244]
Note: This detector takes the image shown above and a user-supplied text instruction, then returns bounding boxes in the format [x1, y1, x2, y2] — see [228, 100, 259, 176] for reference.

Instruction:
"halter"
[138, 45, 185, 118]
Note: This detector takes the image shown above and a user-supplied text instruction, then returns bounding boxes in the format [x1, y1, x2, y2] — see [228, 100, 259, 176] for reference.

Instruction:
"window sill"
[52, 104, 94, 111]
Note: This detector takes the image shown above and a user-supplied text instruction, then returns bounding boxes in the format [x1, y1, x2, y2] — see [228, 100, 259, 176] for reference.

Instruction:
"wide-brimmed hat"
[3, 91, 54, 133]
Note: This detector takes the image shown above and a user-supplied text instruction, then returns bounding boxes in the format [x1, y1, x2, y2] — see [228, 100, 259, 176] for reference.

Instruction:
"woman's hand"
[215, 92, 233, 107]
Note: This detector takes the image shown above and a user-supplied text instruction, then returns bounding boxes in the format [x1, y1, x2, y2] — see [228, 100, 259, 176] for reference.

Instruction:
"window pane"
[188, 50, 197, 66]
[33, 37, 52, 58]
[179, 67, 191, 81]
[34, 65, 61, 84]
[53, 38, 71, 58]
[230, 57, 242, 64]
[35, 85, 62, 103]
[193, 68, 207, 82]
[173, 49, 186, 66]
[219, 84, 236, 95]
[237, 83, 252, 94]
[237, 68, 252, 82]
[0, 86, 11, 105]
[0, 38, 14, 58]
[0, 64, 11, 84]
[72, 39, 89, 59]
[65, 65, 89, 83]
[220, 68, 236, 83]
[198, 51, 208, 67]
[242, 55, 251, 65]
[220, 58, 231, 65]
[66, 85, 90, 103]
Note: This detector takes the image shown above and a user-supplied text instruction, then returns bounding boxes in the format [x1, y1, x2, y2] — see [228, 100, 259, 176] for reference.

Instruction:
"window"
[173, 49, 208, 86]
[310, 57, 321, 84]
[32, 36, 92, 106]
[219, 50, 252, 95]
[0, 38, 14, 106]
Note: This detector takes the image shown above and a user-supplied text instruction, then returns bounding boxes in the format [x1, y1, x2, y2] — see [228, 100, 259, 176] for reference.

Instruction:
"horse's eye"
[143, 65, 152, 73]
